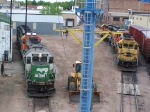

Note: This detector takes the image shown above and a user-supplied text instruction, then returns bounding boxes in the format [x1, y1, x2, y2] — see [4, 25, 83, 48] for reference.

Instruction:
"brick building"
[102, 0, 150, 27]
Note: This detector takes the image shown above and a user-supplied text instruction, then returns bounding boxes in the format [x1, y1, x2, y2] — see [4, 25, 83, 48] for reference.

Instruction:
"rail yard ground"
[0, 25, 150, 112]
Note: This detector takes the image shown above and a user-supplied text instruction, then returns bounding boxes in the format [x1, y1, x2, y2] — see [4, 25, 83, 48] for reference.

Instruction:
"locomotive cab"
[25, 52, 55, 96]
[117, 34, 139, 71]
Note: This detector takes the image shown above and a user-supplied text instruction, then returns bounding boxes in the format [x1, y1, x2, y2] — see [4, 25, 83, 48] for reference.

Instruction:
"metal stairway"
[76, 0, 104, 111]
[80, 11, 93, 112]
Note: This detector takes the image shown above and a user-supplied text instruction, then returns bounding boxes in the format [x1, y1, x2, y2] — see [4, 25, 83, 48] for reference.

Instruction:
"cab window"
[123, 42, 128, 47]
[49, 57, 54, 63]
[27, 57, 31, 64]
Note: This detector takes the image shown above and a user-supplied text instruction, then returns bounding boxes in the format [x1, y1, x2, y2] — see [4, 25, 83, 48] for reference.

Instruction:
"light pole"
[128, 9, 133, 27]
[128, 9, 132, 20]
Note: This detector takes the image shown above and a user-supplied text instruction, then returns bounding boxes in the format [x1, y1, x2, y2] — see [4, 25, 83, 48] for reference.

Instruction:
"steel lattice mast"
[75, 0, 104, 112]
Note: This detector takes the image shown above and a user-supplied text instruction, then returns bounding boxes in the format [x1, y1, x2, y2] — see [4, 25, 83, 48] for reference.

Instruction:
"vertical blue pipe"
[79, 0, 96, 111]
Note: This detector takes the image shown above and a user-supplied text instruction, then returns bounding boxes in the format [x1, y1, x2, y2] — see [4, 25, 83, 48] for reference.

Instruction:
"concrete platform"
[117, 83, 141, 95]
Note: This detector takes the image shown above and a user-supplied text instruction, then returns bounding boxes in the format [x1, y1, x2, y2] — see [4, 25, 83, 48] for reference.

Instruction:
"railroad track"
[120, 72, 139, 112]
[28, 97, 51, 112]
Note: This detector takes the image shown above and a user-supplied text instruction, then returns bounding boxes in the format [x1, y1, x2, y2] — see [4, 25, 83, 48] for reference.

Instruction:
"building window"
[33, 23, 36, 30]
[53, 23, 56, 30]
[133, 17, 134, 19]
[136, 17, 138, 20]
[149, 19, 150, 22]
[113, 17, 120, 21]
[13, 22, 16, 29]
[140, 18, 142, 20]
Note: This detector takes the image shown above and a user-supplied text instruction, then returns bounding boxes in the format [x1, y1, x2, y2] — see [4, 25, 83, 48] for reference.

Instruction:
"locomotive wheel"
[69, 82, 75, 91]
[68, 76, 73, 90]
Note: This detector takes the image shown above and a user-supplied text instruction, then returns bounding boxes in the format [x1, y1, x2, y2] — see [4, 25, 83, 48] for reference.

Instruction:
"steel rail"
[120, 72, 139, 112]
[132, 73, 139, 112]
[29, 97, 51, 112]
[120, 72, 123, 112]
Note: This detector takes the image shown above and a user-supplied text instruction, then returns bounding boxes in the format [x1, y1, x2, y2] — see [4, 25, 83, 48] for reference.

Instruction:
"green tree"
[19, 1, 71, 10]
[32, 0, 37, 5]
[40, 4, 62, 15]
[37, 0, 44, 5]
[19, 1, 25, 5]
[27, 0, 32, 5]
[59, 1, 70, 10]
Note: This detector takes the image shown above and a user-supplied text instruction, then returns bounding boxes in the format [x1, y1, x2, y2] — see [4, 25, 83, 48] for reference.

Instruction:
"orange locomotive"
[101, 24, 127, 53]
[21, 34, 42, 51]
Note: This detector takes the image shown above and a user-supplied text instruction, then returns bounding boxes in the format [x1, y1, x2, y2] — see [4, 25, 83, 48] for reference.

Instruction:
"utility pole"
[25, 0, 27, 34]
[10, 0, 12, 53]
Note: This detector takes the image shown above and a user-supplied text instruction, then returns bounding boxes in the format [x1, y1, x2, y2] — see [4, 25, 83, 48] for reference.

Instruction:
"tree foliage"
[17, 0, 85, 15]
[31, 0, 37, 5]
[40, 4, 62, 15]
[18, 0, 72, 10]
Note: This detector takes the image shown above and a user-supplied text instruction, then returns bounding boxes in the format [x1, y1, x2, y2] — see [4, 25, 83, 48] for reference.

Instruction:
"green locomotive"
[16, 25, 56, 96]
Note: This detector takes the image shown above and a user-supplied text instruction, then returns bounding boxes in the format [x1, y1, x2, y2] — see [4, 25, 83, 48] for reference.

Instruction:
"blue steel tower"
[75, 0, 104, 112]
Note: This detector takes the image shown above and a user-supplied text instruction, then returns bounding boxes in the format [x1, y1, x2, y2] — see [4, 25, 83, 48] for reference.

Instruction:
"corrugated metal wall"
[0, 22, 12, 61]
[13, 22, 63, 35]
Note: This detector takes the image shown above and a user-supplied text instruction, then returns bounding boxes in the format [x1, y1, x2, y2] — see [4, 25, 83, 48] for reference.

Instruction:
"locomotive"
[117, 33, 139, 71]
[16, 25, 56, 96]
[101, 24, 125, 52]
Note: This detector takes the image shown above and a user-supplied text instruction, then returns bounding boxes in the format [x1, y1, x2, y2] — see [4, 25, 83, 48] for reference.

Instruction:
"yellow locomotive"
[117, 33, 139, 71]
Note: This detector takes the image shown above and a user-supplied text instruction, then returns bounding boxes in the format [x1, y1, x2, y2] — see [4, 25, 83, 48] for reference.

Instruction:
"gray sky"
[15, 0, 71, 3]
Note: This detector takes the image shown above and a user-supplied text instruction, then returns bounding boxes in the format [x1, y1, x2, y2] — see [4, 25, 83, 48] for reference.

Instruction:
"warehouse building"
[12, 14, 63, 35]
[0, 12, 12, 62]
[62, 6, 80, 27]
[0, 7, 80, 27]
[132, 13, 150, 29]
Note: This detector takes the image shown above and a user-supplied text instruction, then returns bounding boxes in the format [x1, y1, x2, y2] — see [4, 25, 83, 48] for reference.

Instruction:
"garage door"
[67, 21, 73, 27]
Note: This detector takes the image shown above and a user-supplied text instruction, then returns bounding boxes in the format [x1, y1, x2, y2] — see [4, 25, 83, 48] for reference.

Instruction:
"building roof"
[0, 8, 77, 14]
[12, 14, 63, 23]
[63, 10, 75, 14]
[0, 0, 19, 5]
[142, 31, 150, 38]
[0, 12, 10, 23]
[134, 14, 150, 17]
[108, 12, 129, 17]
[0, 8, 40, 14]
[131, 25, 149, 30]
[22, 5, 38, 9]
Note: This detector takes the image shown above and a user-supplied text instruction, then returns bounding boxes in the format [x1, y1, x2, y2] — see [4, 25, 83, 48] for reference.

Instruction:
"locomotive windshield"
[32, 56, 47, 62]
[123, 42, 134, 48]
